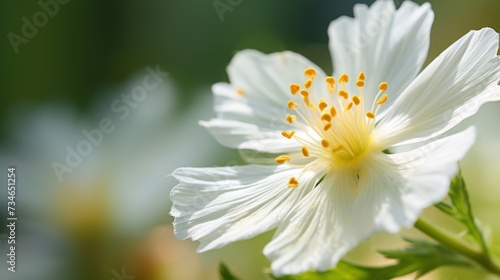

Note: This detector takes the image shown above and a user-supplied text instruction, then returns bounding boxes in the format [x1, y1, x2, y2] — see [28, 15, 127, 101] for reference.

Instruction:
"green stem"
[414, 218, 500, 276]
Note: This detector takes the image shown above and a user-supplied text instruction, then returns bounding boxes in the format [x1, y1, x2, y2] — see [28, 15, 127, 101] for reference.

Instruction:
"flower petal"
[389, 127, 476, 215]
[264, 127, 475, 276]
[201, 83, 302, 153]
[356, 127, 475, 237]
[202, 50, 329, 153]
[170, 164, 319, 252]
[377, 28, 500, 147]
[264, 170, 359, 276]
[227, 49, 329, 106]
[328, 1, 433, 107]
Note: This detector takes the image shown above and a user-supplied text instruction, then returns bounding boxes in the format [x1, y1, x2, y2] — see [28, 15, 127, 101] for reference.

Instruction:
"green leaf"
[220, 263, 242, 280]
[268, 260, 408, 280]
[269, 238, 473, 280]
[380, 237, 473, 278]
[435, 169, 489, 255]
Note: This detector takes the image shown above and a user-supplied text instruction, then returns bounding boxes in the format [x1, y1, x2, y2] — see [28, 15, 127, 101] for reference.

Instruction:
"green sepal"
[435, 169, 489, 255]
[220, 263, 242, 280]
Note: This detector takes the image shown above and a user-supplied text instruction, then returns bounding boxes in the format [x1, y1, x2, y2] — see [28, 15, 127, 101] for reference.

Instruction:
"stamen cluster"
[275, 68, 389, 188]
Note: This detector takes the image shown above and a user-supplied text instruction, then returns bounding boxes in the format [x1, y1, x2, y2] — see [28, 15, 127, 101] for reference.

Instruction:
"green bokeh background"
[1, 1, 500, 279]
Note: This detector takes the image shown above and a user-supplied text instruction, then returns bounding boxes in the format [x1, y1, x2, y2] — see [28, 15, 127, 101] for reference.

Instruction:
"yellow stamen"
[286, 114, 297, 124]
[330, 106, 337, 117]
[379, 82, 388, 91]
[303, 96, 311, 106]
[321, 139, 330, 148]
[332, 145, 344, 153]
[275, 155, 291, 164]
[236, 88, 244, 96]
[304, 67, 317, 79]
[324, 123, 332, 131]
[281, 130, 296, 139]
[376, 94, 388, 105]
[318, 98, 328, 111]
[321, 113, 332, 122]
[327, 84, 334, 93]
[300, 89, 309, 97]
[325, 76, 335, 85]
[339, 89, 349, 99]
[288, 177, 299, 188]
[304, 79, 313, 89]
[346, 102, 353, 111]
[288, 100, 298, 110]
[352, 95, 361, 105]
[355, 79, 365, 87]
[357, 72, 365, 81]
[290, 84, 300, 95]
[339, 73, 349, 84]
[366, 111, 375, 119]
[302, 146, 310, 157]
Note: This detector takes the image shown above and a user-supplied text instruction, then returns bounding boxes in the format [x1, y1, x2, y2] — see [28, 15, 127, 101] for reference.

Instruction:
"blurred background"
[1, 0, 500, 279]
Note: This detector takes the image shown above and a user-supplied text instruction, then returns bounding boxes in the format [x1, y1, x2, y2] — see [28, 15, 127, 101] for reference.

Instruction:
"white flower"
[170, 0, 500, 276]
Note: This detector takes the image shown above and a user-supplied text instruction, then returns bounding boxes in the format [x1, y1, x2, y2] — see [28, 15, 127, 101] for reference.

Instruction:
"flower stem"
[414, 217, 500, 276]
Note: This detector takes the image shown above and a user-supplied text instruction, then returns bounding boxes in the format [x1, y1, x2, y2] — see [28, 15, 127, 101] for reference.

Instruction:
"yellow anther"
[376, 94, 388, 105]
[321, 113, 332, 122]
[379, 82, 388, 91]
[330, 106, 337, 117]
[301, 146, 310, 157]
[339, 73, 349, 84]
[303, 96, 311, 106]
[304, 79, 313, 89]
[352, 95, 361, 105]
[346, 102, 353, 111]
[357, 72, 365, 81]
[300, 89, 309, 97]
[318, 98, 328, 111]
[236, 88, 244, 96]
[281, 130, 296, 139]
[290, 84, 300, 95]
[321, 139, 330, 148]
[288, 177, 299, 188]
[286, 114, 297, 124]
[304, 67, 317, 79]
[332, 145, 344, 153]
[288, 100, 298, 110]
[366, 111, 375, 119]
[325, 76, 335, 85]
[355, 79, 365, 87]
[339, 89, 349, 99]
[275, 155, 291, 164]
[323, 123, 332, 131]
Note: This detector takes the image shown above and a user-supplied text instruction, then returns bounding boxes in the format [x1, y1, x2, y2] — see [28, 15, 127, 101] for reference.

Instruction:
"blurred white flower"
[0, 69, 225, 278]
[170, 0, 500, 276]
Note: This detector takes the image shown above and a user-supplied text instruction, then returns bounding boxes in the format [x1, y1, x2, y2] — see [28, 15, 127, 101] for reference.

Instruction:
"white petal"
[201, 83, 301, 153]
[390, 127, 476, 214]
[202, 50, 329, 153]
[328, 1, 433, 107]
[264, 127, 475, 276]
[350, 155, 409, 234]
[227, 50, 329, 106]
[354, 127, 476, 237]
[170, 165, 319, 252]
[377, 28, 500, 146]
[264, 170, 359, 276]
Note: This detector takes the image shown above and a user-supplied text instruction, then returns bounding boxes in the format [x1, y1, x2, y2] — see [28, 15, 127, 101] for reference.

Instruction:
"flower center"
[275, 67, 389, 188]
